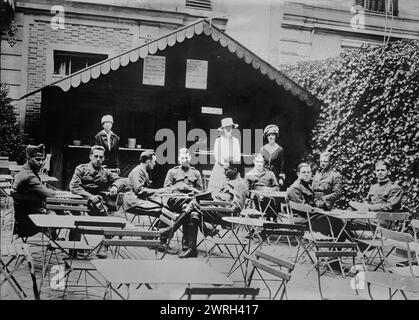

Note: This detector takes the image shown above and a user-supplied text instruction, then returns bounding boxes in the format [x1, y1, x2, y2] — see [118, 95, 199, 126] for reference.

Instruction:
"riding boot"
[179, 219, 198, 258]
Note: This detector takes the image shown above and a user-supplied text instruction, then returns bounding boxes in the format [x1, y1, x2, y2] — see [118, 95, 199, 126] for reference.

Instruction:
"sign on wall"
[185, 59, 208, 90]
[143, 55, 166, 86]
[201, 107, 222, 115]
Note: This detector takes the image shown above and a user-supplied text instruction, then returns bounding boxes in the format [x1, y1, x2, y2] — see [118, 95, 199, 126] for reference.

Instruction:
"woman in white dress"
[207, 118, 241, 192]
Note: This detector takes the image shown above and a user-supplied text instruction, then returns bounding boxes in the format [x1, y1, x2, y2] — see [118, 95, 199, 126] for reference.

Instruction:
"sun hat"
[218, 118, 239, 131]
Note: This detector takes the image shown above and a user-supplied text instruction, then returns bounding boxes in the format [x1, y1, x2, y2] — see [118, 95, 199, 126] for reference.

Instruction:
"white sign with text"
[185, 59, 208, 90]
[143, 55, 166, 86]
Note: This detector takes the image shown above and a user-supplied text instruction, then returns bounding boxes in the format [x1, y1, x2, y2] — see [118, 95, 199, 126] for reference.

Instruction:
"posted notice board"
[143, 55, 166, 86]
[185, 59, 208, 90]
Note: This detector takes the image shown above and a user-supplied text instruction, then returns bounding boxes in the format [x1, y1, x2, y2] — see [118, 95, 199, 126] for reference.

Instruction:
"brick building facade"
[0, 0, 227, 138]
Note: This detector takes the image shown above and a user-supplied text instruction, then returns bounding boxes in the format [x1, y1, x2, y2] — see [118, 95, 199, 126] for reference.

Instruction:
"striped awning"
[20, 18, 320, 107]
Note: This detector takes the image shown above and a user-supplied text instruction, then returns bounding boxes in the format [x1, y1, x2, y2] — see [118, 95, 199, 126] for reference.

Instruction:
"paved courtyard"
[1, 207, 418, 301]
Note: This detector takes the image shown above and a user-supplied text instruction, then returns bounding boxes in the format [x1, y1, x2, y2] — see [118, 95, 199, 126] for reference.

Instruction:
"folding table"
[249, 190, 287, 220]
[91, 259, 233, 300]
[29, 214, 136, 293]
[222, 216, 272, 282]
[0, 242, 39, 300]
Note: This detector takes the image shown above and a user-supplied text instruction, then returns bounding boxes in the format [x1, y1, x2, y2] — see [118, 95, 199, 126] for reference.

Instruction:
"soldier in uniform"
[69, 145, 125, 215]
[122, 150, 176, 253]
[311, 152, 343, 210]
[13, 144, 57, 239]
[245, 153, 279, 220]
[287, 162, 315, 206]
[362, 160, 403, 212]
[350, 160, 403, 230]
[163, 148, 203, 251]
[178, 160, 248, 258]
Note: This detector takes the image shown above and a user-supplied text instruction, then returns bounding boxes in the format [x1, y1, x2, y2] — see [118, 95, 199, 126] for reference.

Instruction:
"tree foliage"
[280, 40, 419, 213]
[0, 83, 25, 163]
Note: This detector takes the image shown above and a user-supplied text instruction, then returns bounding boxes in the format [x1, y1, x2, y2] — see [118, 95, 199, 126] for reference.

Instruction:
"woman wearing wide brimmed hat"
[260, 124, 285, 187]
[207, 118, 241, 192]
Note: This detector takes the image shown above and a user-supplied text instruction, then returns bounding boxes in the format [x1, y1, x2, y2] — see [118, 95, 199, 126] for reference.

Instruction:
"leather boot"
[181, 221, 189, 251]
[179, 220, 198, 258]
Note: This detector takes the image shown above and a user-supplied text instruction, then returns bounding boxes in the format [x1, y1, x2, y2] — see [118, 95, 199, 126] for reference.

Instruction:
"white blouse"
[213, 135, 241, 165]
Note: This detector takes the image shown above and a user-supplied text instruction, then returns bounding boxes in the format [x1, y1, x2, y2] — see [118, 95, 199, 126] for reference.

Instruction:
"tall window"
[354, 0, 399, 16]
[53, 51, 108, 76]
[185, 0, 212, 11]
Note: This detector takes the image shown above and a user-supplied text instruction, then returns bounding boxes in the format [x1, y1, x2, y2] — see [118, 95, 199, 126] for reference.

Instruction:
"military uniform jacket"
[94, 130, 120, 168]
[311, 169, 343, 209]
[245, 168, 279, 191]
[287, 179, 315, 206]
[164, 165, 203, 192]
[13, 163, 55, 237]
[212, 176, 248, 214]
[128, 164, 156, 199]
[69, 163, 124, 199]
[365, 179, 403, 212]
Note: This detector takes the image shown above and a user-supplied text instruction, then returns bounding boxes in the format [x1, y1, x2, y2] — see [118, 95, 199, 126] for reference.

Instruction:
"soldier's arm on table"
[131, 170, 157, 197]
[69, 166, 93, 198]
[107, 169, 125, 191]
[26, 175, 56, 198]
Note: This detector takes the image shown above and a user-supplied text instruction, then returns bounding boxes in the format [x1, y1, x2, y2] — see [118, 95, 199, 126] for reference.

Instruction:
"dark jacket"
[287, 179, 315, 206]
[127, 164, 156, 199]
[94, 130, 120, 168]
[365, 179, 403, 212]
[69, 162, 124, 199]
[13, 163, 55, 238]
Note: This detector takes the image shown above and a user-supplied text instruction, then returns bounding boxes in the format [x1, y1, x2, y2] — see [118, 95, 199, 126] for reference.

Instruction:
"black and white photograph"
[0, 0, 419, 305]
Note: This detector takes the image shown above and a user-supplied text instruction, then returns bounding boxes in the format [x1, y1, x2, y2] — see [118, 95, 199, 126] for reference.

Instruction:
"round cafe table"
[222, 216, 274, 281]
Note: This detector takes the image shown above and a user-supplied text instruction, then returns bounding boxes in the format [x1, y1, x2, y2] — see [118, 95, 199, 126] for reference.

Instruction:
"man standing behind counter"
[94, 115, 120, 169]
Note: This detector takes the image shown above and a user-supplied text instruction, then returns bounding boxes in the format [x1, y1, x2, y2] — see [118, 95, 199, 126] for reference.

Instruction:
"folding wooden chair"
[366, 226, 419, 300]
[196, 200, 239, 259]
[121, 192, 162, 229]
[180, 286, 260, 300]
[102, 229, 163, 260]
[42, 197, 90, 267]
[100, 229, 164, 298]
[354, 212, 410, 271]
[61, 220, 126, 298]
[259, 222, 305, 261]
[245, 250, 296, 300]
[0, 242, 39, 300]
[314, 241, 358, 299]
[288, 201, 334, 265]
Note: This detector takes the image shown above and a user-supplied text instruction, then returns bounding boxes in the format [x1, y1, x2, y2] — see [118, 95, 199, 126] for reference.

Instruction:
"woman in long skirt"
[207, 118, 241, 192]
[260, 124, 285, 188]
